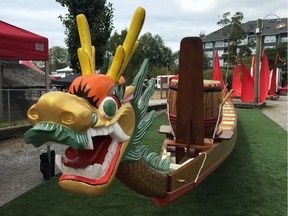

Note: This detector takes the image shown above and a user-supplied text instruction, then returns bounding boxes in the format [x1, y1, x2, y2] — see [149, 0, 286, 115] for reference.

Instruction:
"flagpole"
[254, 19, 262, 104]
[254, 14, 284, 104]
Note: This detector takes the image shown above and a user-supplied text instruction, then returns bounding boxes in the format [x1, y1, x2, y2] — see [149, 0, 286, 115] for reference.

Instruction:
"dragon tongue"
[62, 136, 112, 169]
[65, 147, 78, 159]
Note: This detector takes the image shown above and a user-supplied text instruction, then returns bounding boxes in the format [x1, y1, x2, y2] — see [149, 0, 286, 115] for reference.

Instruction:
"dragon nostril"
[60, 112, 75, 125]
[28, 108, 39, 120]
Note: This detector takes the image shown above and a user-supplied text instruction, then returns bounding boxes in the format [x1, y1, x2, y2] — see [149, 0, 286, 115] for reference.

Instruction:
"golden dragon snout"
[27, 91, 95, 132]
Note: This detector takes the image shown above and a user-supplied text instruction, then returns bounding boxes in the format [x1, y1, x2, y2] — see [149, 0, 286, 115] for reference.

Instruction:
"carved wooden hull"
[153, 101, 237, 206]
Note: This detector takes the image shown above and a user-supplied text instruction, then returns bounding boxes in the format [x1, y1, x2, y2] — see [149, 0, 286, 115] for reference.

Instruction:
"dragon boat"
[24, 7, 237, 207]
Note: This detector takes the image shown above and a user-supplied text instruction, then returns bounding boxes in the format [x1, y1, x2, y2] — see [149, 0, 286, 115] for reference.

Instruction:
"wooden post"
[175, 37, 204, 161]
[254, 19, 262, 104]
[0, 62, 3, 120]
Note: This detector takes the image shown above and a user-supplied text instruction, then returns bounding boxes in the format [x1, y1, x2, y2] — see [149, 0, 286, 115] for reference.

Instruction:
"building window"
[239, 38, 248, 45]
[215, 41, 225, 47]
[248, 36, 256, 43]
[219, 59, 225, 67]
[264, 35, 276, 43]
[281, 37, 288, 43]
[218, 50, 224, 57]
[263, 45, 275, 49]
[205, 51, 213, 58]
[205, 43, 213, 48]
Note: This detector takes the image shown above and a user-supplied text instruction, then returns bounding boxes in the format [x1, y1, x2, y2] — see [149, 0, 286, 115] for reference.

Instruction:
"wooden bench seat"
[163, 138, 215, 151]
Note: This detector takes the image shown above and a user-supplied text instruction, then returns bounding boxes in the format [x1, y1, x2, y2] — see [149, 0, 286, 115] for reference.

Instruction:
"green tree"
[101, 29, 128, 73]
[217, 12, 255, 72]
[56, 0, 113, 72]
[203, 53, 210, 70]
[131, 32, 175, 82]
[266, 43, 287, 71]
[105, 29, 127, 56]
[170, 51, 179, 73]
[103, 31, 177, 84]
[49, 46, 69, 72]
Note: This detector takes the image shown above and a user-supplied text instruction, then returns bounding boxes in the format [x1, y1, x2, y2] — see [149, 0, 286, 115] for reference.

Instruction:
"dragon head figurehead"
[24, 7, 143, 195]
[25, 7, 170, 199]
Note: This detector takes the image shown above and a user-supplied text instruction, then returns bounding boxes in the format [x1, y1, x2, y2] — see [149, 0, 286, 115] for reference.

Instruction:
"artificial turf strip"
[0, 109, 286, 216]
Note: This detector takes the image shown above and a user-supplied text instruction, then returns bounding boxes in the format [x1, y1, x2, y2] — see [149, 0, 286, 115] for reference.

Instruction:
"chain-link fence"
[0, 89, 46, 127]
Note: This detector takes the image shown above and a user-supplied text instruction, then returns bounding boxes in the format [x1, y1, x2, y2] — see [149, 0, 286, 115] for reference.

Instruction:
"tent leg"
[0, 62, 3, 120]
[45, 60, 49, 92]
[45, 60, 51, 178]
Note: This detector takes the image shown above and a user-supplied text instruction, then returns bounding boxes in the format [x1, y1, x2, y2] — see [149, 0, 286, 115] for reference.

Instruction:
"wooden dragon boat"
[153, 98, 237, 206]
[24, 7, 237, 207]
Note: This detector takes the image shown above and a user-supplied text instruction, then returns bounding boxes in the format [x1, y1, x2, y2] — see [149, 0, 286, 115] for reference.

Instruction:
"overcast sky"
[1, 0, 287, 52]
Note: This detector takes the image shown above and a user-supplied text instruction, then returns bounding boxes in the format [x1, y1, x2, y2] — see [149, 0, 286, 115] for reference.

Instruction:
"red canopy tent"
[0, 20, 49, 90]
[0, 21, 48, 60]
[0, 20, 51, 167]
[20, 60, 46, 74]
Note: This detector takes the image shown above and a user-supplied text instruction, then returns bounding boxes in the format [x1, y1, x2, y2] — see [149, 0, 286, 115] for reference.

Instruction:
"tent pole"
[45, 61, 49, 92]
[45, 60, 51, 178]
[0, 61, 3, 120]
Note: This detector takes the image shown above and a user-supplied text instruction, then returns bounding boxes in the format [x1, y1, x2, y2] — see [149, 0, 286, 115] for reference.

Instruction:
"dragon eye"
[99, 96, 119, 118]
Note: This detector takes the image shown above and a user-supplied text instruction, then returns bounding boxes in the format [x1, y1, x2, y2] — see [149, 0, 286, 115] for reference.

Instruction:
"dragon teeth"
[85, 122, 129, 150]
[107, 126, 113, 134]
[55, 139, 119, 179]
[108, 141, 117, 153]
[56, 154, 106, 179]
[104, 152, 113, 163]
[110, 123, 130, 142]
[89, 126, 110, 137]
[85, 130, 94, 150]
[55, 122, 130, 178]
[102, 161, 109, 172]
[89, 128, 98, 137]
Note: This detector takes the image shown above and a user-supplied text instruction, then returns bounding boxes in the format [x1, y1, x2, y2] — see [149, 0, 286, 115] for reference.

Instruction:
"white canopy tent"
[56, 66, 73, 72]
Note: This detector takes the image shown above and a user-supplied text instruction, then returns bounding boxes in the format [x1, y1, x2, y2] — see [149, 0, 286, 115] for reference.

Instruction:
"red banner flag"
[232, 64, 242, 97]
[212, 49, 225, 89]
[270, 52, 279, 96]
[259, 50, 270, 103]
[241, 61, 254, 102]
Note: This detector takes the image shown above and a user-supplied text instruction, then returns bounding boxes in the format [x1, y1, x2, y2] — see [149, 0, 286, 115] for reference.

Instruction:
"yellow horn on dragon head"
[76, 7, 145, 82]
[106, 7, 145, 83]
[76, 14, 96, 76]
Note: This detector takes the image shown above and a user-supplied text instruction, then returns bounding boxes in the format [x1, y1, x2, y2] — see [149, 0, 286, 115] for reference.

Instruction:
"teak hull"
[153, 101, 237, 206]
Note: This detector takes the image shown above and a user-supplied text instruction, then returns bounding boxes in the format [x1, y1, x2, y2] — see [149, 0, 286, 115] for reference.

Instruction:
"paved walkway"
[261, 96, 287, 131]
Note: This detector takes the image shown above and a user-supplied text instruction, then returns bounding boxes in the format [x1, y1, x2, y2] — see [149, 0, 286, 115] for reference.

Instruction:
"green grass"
[0, 109, 287, 216]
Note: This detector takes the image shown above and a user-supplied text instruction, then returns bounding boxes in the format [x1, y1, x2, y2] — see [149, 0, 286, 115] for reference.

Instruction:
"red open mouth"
[56, 122, 129, 185]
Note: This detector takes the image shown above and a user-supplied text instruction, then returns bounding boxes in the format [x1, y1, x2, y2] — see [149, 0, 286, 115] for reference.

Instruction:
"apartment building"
[202, 18, 287, 68]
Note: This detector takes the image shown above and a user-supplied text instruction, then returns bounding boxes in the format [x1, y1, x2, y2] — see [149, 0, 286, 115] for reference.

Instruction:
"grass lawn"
[0, 109, 287, 216]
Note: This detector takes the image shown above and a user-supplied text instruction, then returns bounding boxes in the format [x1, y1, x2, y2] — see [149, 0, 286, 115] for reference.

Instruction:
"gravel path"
[0, 137, 66, 206]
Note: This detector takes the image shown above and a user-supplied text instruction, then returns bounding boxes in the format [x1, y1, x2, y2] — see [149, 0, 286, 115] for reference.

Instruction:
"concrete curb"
[0, 125, 31, 140]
